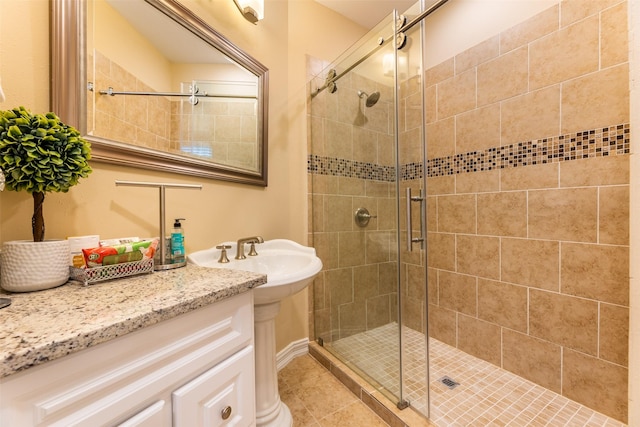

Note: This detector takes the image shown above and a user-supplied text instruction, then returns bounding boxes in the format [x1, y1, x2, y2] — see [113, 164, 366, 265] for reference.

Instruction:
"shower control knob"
[355, 207, 377, 227]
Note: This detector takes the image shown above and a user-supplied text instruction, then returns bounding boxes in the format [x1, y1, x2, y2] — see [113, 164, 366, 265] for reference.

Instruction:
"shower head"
[357, 90, 380, 107]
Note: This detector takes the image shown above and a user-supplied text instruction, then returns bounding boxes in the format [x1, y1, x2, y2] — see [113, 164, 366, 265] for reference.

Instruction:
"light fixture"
[233, 0, 264, 24]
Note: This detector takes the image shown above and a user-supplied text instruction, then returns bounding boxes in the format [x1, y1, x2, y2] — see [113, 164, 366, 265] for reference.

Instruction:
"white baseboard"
[276, 338, 309, 371]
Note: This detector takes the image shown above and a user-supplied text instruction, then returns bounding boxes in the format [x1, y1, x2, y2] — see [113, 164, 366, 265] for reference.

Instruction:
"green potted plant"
[0, 106, 92, 292]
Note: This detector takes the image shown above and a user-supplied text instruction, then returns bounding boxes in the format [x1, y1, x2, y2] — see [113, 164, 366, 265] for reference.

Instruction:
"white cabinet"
[0, 291, 255, 427]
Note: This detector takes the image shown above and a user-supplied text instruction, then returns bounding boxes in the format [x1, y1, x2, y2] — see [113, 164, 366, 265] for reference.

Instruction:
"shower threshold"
[326, 323, 626, 426]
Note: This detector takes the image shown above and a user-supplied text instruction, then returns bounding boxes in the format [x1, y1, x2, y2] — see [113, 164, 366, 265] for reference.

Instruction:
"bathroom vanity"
[0, 265, 266, 426]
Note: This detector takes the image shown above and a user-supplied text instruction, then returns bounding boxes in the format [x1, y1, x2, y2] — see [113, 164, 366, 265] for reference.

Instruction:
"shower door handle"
[406, 187, 425, 252]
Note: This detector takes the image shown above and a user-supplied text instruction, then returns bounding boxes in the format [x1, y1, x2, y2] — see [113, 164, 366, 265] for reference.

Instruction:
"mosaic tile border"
[427, 123, 630, 178]
[307, 155, 396, 181]
[308, 124, 631, 181]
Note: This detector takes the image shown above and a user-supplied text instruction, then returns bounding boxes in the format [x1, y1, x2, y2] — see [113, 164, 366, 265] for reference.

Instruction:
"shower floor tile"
[328, 323, 626, 427]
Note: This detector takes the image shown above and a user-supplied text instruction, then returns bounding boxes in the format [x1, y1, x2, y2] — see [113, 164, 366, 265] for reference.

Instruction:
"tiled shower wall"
[309, 69, 400, 342]
[424, 0, 629, 422]
[93, 51, 257, 168]
[93, 51, 173, 151]
[174, 99, 259, 171]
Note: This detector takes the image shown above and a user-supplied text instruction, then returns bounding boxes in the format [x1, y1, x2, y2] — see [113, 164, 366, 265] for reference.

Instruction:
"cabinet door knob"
[221, 405, 232, 420]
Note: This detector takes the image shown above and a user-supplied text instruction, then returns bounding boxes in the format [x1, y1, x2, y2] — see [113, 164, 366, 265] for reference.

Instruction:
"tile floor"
[278, 353, 391, 426]
[327, 323, 627, 427]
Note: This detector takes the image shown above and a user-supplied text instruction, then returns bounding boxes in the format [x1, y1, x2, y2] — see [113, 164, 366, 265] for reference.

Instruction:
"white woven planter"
[0, 240, 70, 292]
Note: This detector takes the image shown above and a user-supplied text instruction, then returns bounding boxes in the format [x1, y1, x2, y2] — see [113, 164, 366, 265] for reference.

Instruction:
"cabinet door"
[173, 346, 255, 426]
[116, 401, 166, 427]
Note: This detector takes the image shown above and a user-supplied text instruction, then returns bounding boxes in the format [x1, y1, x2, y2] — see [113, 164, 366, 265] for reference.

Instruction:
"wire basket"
[69, 258, 154, 286]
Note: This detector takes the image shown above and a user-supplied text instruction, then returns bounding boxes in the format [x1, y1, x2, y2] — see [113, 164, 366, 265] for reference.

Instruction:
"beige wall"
[0, 0, 364, 353]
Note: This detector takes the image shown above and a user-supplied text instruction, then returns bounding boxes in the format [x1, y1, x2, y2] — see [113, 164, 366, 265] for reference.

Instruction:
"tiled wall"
[93, 51, 172, 151]
[424, 0, 629, 422]
[93, 51, 258, 169]
[171, 98, 259, 171]
[309, 68, 400, 342]
[398, 75, 429, 335]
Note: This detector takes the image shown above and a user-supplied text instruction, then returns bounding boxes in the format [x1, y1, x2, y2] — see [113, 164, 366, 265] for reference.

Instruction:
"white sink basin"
[187, 239, 322, 305]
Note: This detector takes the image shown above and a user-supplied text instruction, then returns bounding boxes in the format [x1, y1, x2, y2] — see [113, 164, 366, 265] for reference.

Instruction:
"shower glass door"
[396, 4, 429, 415]
[309, 5, 429, 416]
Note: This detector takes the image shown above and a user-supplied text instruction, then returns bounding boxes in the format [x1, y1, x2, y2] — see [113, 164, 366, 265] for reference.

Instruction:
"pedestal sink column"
[254, 301, 292, 427]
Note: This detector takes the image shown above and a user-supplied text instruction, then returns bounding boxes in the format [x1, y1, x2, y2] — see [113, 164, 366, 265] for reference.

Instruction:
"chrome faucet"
[236, 236, 264, 260]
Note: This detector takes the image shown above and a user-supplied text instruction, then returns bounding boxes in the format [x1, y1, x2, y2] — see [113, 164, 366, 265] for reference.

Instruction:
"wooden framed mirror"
[51, 0, 269, 186]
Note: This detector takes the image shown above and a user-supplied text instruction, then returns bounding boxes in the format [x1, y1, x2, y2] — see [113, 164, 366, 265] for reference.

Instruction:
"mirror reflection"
[52, 0, 269, 186]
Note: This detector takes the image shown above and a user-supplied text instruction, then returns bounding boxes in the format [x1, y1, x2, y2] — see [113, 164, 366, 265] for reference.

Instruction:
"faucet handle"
[216, 245, 231, 263]
[248, 242, 259, 256]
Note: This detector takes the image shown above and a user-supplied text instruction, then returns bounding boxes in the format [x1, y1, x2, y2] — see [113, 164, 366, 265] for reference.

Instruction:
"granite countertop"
[0, 265, 266, 378]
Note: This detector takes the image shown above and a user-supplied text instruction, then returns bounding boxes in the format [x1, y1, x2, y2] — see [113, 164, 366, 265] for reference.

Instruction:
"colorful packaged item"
[82, 238, 159, 268]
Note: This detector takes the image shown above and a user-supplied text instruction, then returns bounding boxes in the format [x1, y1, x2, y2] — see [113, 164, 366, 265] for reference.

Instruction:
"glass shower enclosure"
[309, 2, 432, 417]
[310, 0, 632, 424]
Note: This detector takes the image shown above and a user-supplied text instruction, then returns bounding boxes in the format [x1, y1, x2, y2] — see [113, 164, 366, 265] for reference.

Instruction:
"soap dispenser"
[171, 218, 186, 264]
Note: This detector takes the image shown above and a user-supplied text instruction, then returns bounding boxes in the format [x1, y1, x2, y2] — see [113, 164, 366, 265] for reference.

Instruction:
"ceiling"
[313, 0, 417, 29]
[106, 0, 234, 64]
[106, 0, 418, 65]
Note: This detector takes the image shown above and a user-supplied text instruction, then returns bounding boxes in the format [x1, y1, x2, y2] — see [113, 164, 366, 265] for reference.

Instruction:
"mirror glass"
[52, 0, 269, 186]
